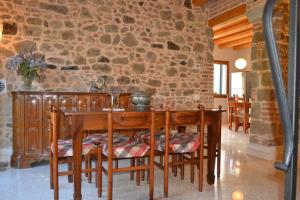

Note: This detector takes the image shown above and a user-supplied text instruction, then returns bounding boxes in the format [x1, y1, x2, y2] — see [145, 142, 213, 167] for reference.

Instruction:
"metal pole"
[285, 0, 300, 199]
[263, 0, 300, 199]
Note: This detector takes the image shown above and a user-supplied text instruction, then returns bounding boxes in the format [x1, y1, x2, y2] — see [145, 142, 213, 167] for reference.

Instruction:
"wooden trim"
[214, 94, 227, 98]
[192, 0, 207, 6]
[213, 60, 230, 96]
[214, 30, 253, 45]
[208, 4, 246, 27]
[212, 15, 248, 32]
[213, 23, 253, 40]
[233, 43, 252, 50]
[219, 37, 252, 48]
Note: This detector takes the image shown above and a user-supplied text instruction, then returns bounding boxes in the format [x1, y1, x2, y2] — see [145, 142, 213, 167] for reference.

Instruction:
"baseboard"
[246, 143, 283, 161]
[0, 147, 12, 162]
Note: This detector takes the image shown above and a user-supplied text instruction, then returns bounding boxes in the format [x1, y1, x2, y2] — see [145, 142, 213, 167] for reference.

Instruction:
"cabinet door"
[12, 94, 25, 156]
[58, 95, 76, 139]
[42, 95, 58, 154]
[119, 93, 131, 110]
[76, 95, 90, 108]
[24, 95, 43, 156]
[90, 94, 110, 109]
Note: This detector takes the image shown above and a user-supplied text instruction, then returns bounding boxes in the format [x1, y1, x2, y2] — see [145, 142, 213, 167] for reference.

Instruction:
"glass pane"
[231, 72, 244, 97]
[214, 64, 221, 94]
[221, 65, 227, 95]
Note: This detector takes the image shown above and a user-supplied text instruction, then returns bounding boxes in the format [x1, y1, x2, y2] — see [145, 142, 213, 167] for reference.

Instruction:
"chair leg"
[136, 158, 141, 186]
[87, 155, 92, 183]
[164, 152, 169, 197]
[235, 116, 239, 131]
[108, 158, 113, 200]
[198, 148, 203, 192]
[180, 154, 184, 180]
[115, 160, 118, 169]
[84, 157, 88, 177]
[97, 146, 103, 198]
[130, 158, 135, 181]
[146, 157, 150, 184]
[67, 162, 73, 183]
[217, 143, 221, 178]
[173, 155, 177, 177]
[171, 155, 175, 174]
[53, 154, 59, 200]
[191, 152, 195, 183]
[228, 113, 232, 129]
[50, 155, 54, 189]
[141, 157, 145, 181]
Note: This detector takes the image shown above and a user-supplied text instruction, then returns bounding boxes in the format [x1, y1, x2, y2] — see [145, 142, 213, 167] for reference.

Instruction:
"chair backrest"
[165, 105, 205, 138]
[107, 109, 156, 156]
[49, 105, 58, 156]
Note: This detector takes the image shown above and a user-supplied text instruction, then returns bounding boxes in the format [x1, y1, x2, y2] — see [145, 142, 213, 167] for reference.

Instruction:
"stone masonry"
[247, 0, 289, 146]
[0, 0, 214, 150]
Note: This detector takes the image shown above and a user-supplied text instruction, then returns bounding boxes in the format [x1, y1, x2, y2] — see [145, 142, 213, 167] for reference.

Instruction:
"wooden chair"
[98, 109, 156, 200]
[234, 95, 251, 133]
[161, 106, 205, 197]
[49, 106, 101, 200]
[226, 95, 236, 129]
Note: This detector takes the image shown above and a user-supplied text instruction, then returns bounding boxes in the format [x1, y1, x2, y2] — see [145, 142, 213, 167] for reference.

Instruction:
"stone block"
[250, 102, 261, 119]
[257, 88, 275, 101]
[39, 3, 69, 15]
[167, 41, 180, 50]
[261, 71, 273, 87]
[3, 22, 17, 35]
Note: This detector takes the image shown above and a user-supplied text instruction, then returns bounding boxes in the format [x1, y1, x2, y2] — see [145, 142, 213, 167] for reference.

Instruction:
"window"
[213, 61, 229, 97]
[231, 72, 244, 97]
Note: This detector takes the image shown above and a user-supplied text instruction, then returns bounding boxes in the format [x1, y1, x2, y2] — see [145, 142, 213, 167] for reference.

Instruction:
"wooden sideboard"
[11, 91, 131, 168]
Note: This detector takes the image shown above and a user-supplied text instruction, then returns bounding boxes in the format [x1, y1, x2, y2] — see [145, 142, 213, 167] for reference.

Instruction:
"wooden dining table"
[60, 107, 224, 200]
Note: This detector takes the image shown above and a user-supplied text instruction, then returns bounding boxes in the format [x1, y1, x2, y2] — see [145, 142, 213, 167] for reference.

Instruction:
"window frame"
[213, 60, 230, 98]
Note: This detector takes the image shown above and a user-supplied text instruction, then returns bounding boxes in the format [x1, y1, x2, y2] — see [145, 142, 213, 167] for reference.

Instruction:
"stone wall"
[208, 0, 246, 19]
[0, 0, 214, 150]
[247, 1, 289, 146]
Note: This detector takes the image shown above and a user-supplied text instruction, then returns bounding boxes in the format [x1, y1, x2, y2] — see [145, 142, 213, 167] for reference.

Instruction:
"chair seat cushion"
[135, 129, 165, 142]
[51, 138, 96, 157]
[86, 133, 129, 145]
[156, 132, 200, 153]
[103, 141, 150, 158]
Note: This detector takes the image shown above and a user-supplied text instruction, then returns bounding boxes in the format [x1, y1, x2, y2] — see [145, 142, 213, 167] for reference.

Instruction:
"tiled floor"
[1, 127, 300, 200]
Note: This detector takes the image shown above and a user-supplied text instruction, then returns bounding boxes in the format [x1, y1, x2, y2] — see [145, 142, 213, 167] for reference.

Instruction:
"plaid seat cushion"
[86, 133, 129, 145]
[156, 132, 200, 153]
[51, 138, 96, 157]
[135, 129, 165, 142]
[103, 141, 150, 158]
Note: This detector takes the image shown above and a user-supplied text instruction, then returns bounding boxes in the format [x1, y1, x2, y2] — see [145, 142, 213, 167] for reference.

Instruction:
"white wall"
[213, 46, 252, 124]
[213, 46, 252, 73]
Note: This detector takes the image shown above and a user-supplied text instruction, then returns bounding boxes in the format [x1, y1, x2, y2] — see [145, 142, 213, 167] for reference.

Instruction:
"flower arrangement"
[8, 47, 46, 89]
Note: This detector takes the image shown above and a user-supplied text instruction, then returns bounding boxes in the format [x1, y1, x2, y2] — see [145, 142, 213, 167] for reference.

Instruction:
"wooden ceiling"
[208, 5, 253, 50]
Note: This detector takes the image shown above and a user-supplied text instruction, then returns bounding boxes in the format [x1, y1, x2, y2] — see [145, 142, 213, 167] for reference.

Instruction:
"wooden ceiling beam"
[219, 37, 253, 48]
[233, 43, 252, 50]
[213, 15, 248, 32]
[208, 4, 246, 27]
[213, 23, 253, 40]
[192, 0, 208, 6]
[214, 30, 253, 45]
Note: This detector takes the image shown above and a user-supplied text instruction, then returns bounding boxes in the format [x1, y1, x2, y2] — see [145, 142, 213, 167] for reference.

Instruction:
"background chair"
[234, 95, 251, 133]
[98, 109, 155, 200]
[49, 106, 100, 200]
[161, 106, 205, 197]
[226, 94, 236, 129]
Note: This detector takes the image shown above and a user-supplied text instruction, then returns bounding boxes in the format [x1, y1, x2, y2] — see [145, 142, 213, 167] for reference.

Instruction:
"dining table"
[59, 106, 225, 200]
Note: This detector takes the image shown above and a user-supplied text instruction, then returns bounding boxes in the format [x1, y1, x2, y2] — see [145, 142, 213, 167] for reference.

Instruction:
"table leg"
[71, 115, 83, 200]
[206, 113, 221, 185]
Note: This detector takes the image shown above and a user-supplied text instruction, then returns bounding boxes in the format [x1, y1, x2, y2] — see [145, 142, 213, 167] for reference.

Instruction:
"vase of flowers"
[8, 47, 46, 90]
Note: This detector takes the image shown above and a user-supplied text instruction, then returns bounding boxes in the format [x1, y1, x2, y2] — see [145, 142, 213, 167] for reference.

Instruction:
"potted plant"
[8, 47, 46, 90]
